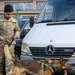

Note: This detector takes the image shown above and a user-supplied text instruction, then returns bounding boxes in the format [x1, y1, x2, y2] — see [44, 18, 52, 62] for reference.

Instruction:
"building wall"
[0, 0, 47, 19]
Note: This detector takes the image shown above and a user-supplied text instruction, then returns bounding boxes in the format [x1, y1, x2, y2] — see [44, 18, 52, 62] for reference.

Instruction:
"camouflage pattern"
[0, 21, 6, 73]
[3, 17, 20, 39]
[5, 57, 14, 75]
[6, 41, 16, 75]
[0, 17, 20, 74]
[0, 47, 4, 72]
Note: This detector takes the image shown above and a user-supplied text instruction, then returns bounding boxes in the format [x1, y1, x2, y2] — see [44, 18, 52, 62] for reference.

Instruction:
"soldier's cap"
[4, 4, 13, 12]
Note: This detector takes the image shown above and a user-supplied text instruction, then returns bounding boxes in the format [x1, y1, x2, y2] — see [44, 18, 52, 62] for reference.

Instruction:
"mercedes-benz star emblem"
[45, 45, 55, 55]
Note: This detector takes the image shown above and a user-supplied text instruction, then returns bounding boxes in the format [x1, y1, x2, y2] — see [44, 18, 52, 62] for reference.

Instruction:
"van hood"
[23, 22, 75, 47]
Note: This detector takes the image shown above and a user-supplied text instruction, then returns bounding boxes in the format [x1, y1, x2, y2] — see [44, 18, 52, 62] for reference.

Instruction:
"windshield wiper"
[61, 18, 75, 21]
[37, 19, 53, 23]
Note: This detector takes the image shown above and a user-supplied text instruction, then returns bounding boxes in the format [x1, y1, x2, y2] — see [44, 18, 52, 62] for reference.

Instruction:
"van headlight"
[21, 44, 32, 55]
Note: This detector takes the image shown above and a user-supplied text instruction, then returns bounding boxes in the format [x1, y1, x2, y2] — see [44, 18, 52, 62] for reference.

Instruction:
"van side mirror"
[29, 17, 34, 28]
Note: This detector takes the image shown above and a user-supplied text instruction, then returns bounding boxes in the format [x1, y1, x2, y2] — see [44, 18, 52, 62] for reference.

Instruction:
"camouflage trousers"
[5, 41, 15, 75]
[0, 47, 5, 73]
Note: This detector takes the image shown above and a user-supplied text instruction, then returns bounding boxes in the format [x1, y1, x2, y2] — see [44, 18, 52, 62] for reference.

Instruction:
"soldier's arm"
[14, 21, 20, 38]
[0, 22, 5, 41]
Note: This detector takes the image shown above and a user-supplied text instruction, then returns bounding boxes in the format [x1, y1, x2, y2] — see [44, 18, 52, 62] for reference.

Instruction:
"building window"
[37, 2, 46, 10]
[15, 3, 25, 11]
[5, 2, 33, 11]
[25, 2, 33, 10]
[5, 3, 15, 11]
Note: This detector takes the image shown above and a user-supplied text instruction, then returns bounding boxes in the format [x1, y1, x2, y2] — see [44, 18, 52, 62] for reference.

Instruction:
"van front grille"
[30, 47, 75, 59]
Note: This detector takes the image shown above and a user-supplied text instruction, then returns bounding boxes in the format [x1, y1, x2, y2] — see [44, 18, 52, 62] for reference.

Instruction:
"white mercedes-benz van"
[21, 0, 75, 68]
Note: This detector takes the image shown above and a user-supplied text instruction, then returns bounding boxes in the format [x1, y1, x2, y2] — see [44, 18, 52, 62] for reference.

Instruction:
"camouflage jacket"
[0, 17, 20, 46]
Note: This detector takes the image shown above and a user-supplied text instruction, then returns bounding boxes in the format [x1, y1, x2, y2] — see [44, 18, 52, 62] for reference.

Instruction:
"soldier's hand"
[0, 36, 5, 41]
[12, 35, 17, 40]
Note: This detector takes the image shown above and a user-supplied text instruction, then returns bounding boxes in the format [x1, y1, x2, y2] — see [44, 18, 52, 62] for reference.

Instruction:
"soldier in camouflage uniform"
[0, 4, 20, 75]
[0, 22, 5, 75]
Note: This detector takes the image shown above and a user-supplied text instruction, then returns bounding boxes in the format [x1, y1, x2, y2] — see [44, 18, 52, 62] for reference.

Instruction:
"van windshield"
[37, 0, 75, 23]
